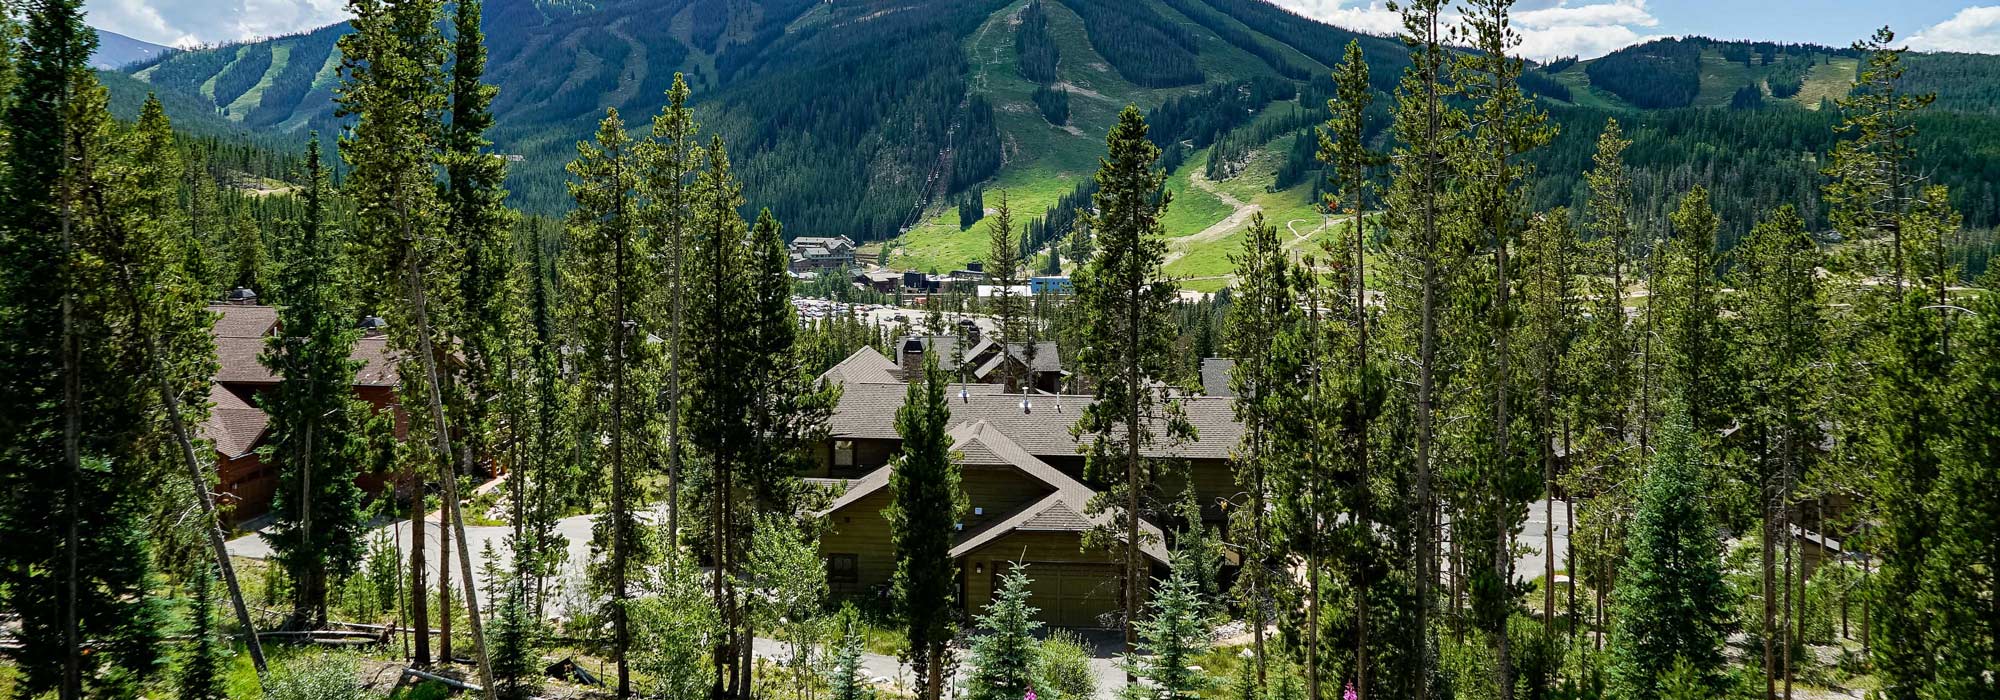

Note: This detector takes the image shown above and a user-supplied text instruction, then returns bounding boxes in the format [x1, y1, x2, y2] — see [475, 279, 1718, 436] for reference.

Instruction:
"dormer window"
[834, 440, 855, 467]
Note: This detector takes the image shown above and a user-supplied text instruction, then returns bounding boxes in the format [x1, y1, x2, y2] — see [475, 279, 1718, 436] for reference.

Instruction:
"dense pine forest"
[2, 0, 1999, 700]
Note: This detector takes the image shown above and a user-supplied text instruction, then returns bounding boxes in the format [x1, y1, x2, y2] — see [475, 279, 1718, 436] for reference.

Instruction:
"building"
[809, 346, 1242, 626]
[202, 303, 403, 523]
[898, 325, 1066, 394]
[1030, 276, 1073, 295]
[789, 235, 858, 272]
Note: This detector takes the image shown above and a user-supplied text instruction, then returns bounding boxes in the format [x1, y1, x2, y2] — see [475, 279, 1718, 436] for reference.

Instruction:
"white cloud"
[83, 0, 350, 47]
[1268, 0, 1663, 61]
[1908, 5, 2000, 54]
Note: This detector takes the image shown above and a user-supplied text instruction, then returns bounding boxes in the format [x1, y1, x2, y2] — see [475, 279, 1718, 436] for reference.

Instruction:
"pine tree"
[262, 136, 371, 627]
[336, 0, 455, 671]
[1380, 6, 1468, 695]
[1823, 27, 1934, 292]
[1606, 406, 1732, 698]
[639, 73, 698, 555]
[965, 563, 1043, 700]
[830, 605, 873, 700]
[1653, 187, 1732, 438]
[1072, 106, 1191, 659]
[1447, 3, 1558, 694]
[986, 190, 1029, 391]
[1730, 204, 1820, 698]
[1564, 119, 1637, 653]
[178, 567, 228, 700]
[563, 108, 653, 697]
[226, 208, 267, 296]
[889, 352, 965, 700]
[1929, 281, 2000, 698]
[1316, 37, 1389, 698]
[1866, 287, 1952, 699]
[1121, 565, 1211, 700]
[1520, 208, 1578, 660]
[1225, 209, 1293, 692]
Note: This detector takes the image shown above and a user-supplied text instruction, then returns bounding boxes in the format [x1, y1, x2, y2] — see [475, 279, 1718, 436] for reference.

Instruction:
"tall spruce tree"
[1824, 27, 1933, 293]
[1520, 208, 1578, 656]
[1606, 405, 1732, 698]
[336, 0, 460, 672]
[563, 108, 653, 698]
[1654, 187, 1731, 438]
[1381, 5, 1467, 694]
[1121, 564, 1212, 700]
[1225, 210, 1296, 692]
[1730, 205, 1821, 698]
[986, 190, 1029, 391]
[262, 137, 371, 627]
[1447, 2, 1556, 695]
[888, 352, 965, 700]
[1072, 105, 1191, 659]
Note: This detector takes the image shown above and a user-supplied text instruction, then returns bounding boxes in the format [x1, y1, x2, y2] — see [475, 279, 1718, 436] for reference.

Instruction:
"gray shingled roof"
[1199, 357, 1235, 397]
[824, 381, 1240, 461]
[202, 385, 269, 459]
[825, 346, 902, 384]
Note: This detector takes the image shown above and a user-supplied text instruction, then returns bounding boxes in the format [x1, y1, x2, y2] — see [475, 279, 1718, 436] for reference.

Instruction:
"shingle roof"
[825, 346, 902, 384]
[1199, 358, 1235, 397]
[202, 385, 269, 459]
[825, 381, 1240, 461]
[208, 305, 399, 387]
[818, 420, 1171, 565]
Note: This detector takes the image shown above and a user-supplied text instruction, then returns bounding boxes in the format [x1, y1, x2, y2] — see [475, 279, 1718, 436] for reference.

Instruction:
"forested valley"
[0, 0, 1997, 700]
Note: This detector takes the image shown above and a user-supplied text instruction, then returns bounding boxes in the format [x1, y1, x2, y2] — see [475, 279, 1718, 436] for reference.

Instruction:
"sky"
[83, 0, 2000, 61]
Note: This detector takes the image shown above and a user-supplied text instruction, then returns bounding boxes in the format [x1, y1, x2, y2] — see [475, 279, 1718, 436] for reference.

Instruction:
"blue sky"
[1270, 0, 2000, 60]
[85, 0, 2000, 61]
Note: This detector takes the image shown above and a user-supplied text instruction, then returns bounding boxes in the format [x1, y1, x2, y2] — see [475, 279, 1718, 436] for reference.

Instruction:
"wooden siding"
[958, 531, 1149, 628]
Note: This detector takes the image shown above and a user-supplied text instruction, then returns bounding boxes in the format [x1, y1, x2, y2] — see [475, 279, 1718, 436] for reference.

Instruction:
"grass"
[223, 43, 289, 121]
[1793, 56, 1860, 109]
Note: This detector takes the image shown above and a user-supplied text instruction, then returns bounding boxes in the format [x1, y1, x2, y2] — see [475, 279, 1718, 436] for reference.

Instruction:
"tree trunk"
[440, 500, 452, 661]
[403, 201, 495, 698]
[411, 457, 430, 666]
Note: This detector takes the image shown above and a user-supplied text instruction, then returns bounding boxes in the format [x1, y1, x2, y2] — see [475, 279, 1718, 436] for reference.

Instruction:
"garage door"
[1008, 562, 1122, 628]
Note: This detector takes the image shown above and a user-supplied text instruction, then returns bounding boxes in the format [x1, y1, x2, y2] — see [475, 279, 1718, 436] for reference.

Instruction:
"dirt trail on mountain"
[1164, 167, 1260, 267]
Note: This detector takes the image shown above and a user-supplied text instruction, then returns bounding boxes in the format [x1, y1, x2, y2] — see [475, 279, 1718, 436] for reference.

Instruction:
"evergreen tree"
[335, 0, 454, 670]
[1520, 208, 1578, 657]
[225, 208, 267, 296]
[1823, 27, 1934, 292]
[1865, 288, 1952, 699]
[1120, 565, 1212, 700]
[1606, 406, 1732, 698]
[563, 108, 653, 697]
[178, 567, 228, 700]
[830, 605, 873, 700]
[1447, 3, 1558, 694]
[262, 136, 371, 627]
[1072, 106, 1191, 658]
[986, 190, 1029, 391]
[1380, 6, 1468, 695]
[965, 563, 1043, 700]
[1226, 209, 1294, 692]
[1729, 204, 1820, 697]
[1928, 281, 2000, 697]
[489, 570, 540, 700]
[638, 73, 698, 554]
[1653, 187, 1732, 438]
[888, 352, 965, 700]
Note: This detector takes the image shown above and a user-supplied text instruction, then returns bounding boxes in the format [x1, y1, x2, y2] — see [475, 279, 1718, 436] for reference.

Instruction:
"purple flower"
[1343, 681, 1358, 700]
[1024, 690, 1037, 700]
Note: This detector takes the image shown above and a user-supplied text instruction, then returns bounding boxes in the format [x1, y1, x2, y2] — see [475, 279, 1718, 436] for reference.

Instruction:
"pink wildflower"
[1343, 681, 1358, 700]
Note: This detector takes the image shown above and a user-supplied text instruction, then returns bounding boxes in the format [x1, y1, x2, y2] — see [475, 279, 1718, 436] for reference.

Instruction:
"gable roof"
[825, 346, 902, 384]
[209, 304, 399, 387]
[820, 420, 1170, 565]
[203, 385, 269, 459]
[824, 381, 1240, 461]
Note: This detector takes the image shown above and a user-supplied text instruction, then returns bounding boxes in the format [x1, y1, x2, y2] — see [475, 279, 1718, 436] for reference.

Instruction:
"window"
[826, 554, 858, 584]
[834, 440, 855, 467]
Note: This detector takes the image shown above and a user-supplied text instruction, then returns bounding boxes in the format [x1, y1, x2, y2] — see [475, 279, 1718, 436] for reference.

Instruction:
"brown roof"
[202, 385, 269, 458]
[824, 381, 1240, 461]
[208, 304, 399, 387]
[819, 420, 1169, 565]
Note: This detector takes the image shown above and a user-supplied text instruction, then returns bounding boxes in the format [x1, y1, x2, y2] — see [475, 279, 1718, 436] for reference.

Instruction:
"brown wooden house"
[202, 303, 403, 523]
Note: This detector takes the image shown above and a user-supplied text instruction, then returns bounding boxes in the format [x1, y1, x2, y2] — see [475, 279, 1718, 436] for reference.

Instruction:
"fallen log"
[401, 666, 484, 693]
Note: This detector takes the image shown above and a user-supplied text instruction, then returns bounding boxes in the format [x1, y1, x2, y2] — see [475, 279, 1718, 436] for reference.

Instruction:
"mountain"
[107, 2, 2000, 289]
[90, 27, 172, 70]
